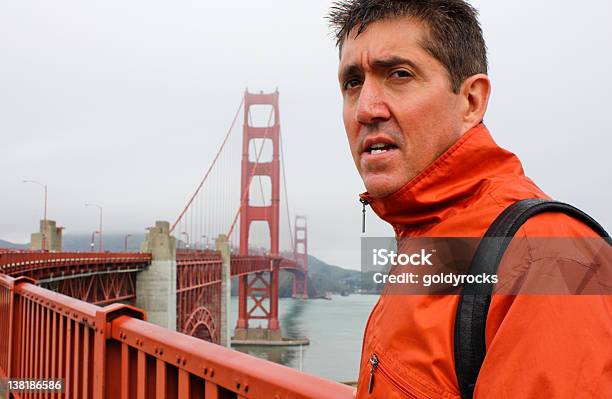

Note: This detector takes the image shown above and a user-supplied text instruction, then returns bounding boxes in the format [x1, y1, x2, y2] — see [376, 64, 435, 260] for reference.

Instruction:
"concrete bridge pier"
[216, 234, 231, 347]
[136, 221, 177, 330]
[30, 219, 63, 251]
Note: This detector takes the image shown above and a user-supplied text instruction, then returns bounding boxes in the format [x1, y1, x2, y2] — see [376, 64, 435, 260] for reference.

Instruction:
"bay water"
[230, 294, 379, 382]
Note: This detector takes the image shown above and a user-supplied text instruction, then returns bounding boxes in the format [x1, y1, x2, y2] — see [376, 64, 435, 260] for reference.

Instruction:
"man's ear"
[459, 74, 491, 132]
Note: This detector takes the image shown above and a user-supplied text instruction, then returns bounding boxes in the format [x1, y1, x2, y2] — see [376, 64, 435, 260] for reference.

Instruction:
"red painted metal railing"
[0, 274, 354, 398]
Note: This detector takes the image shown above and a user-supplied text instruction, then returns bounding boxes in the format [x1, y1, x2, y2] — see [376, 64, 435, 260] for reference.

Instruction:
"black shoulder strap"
[454, 198, 611, 399]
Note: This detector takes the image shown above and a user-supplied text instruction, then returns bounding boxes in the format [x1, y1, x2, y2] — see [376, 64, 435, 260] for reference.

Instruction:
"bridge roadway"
[0, 249, 352, 398]
[0, 249, 304, 343]
[0, 250, 301, 285]
[0, 251, 299, 302]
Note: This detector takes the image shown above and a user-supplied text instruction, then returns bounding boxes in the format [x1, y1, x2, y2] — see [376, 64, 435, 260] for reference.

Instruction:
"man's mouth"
[366, 142, 398, 155]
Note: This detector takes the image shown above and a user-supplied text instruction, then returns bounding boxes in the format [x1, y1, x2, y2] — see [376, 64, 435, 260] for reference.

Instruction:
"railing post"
[216, 234, 231, 347]
[1, 276, 16, 380]
[7, 276, 36, 380]
[93, 303, 146, 399]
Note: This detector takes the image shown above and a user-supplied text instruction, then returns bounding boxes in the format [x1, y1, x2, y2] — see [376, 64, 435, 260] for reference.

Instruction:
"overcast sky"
[1, 0, 610, 269]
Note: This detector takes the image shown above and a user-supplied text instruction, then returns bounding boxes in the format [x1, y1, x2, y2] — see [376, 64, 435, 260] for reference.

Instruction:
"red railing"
[0, 274, 354, 398]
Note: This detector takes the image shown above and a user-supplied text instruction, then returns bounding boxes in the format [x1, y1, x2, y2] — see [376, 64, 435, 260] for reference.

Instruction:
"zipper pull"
[367, 353, 379, 394]
[360, 198, 369, 234]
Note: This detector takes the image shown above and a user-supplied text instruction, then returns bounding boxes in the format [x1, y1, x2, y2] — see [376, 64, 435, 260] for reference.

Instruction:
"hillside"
[245, 255, 364, 298]
[299, 255, 362, 297]
[0, 239, 29, 249]
[231, 254, 364, 298]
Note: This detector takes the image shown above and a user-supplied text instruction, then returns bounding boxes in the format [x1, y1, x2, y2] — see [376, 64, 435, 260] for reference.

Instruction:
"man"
[328, 1, 611, 398]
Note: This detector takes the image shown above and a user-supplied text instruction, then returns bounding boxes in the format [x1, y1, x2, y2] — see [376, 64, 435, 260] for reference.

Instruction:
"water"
[229, 294, 379, 382]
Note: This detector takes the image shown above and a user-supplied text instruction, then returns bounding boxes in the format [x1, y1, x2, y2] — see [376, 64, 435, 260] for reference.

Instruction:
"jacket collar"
[359, 123, 525, 235]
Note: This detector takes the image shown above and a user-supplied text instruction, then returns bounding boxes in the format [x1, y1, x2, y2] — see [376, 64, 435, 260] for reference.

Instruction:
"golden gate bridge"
[0, 90, 353, 398]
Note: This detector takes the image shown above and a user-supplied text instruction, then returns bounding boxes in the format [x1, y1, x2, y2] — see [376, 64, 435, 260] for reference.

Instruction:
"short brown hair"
[327, 0, 488, 93]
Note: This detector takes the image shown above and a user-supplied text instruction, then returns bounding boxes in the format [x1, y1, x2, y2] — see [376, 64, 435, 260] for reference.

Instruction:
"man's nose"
[355, 79, 391, 124]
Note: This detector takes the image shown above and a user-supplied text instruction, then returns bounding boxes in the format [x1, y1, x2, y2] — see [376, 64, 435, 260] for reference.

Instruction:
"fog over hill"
[0, 239, 29, 249]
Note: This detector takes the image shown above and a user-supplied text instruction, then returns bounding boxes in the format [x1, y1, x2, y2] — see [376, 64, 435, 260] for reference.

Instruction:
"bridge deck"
[1, 250, 302, 282]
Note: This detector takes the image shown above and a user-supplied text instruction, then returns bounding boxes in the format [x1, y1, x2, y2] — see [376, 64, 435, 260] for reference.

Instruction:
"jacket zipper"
[367, 353, 430, 398]
[367, 353, 379, 394]
[360, 198, 369, 233]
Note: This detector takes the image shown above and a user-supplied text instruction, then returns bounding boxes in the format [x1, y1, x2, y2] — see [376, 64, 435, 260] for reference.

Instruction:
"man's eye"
[390, 70, 413, 79]
[344, 78, 362, 90]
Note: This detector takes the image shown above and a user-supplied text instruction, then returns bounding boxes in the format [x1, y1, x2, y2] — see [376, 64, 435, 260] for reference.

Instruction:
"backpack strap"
[454, 198, 611, 399]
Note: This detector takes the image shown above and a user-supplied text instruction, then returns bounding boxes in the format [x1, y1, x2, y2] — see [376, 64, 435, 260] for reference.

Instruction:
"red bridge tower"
[292, 215, 308, 298]
[235, 90, 282, 341]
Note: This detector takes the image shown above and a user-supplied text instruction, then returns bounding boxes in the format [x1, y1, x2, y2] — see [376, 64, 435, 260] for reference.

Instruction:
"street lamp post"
[23, 180, 48, 251]
[85, 203, 103, 251]
[124, 234, 132, 252]
[181, 232, 190, 250]
[202, 235, 210, 251]
[90, 231, 99, 252]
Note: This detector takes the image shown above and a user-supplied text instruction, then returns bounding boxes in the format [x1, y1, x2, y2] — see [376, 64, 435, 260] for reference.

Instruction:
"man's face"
[339, 17, 465, 198]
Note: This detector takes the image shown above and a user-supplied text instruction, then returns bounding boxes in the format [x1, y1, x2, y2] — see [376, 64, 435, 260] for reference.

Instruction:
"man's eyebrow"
[371, 56, 419, 72]
[338, 64, 362, 81]
[339, 56, 420, 81]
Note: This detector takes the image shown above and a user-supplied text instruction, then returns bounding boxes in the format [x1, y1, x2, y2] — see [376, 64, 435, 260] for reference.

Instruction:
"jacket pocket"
[365, 353, 432, 399]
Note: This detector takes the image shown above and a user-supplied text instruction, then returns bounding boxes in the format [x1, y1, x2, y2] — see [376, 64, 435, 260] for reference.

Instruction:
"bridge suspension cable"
[279, 128, 295, 254]
[170, 98, 244, 239]
[170, 91, 296, 256]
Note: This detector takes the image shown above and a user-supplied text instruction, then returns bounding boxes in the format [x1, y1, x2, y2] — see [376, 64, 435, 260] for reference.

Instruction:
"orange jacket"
[356, 124, 612, 398]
